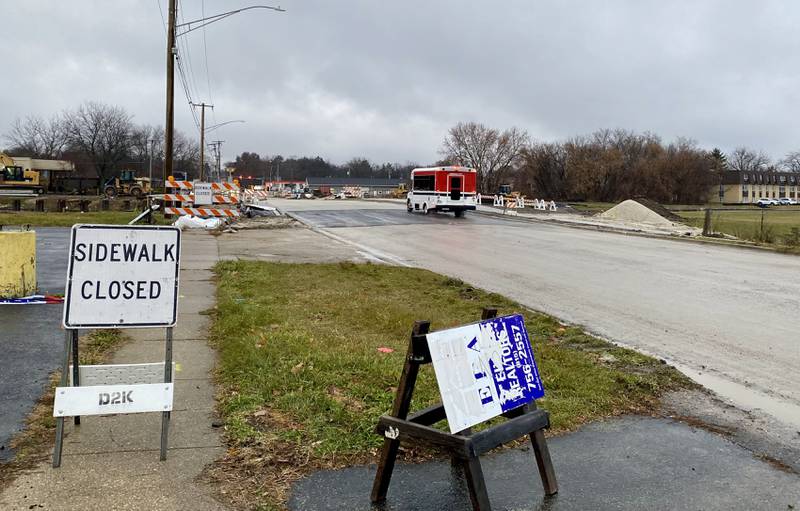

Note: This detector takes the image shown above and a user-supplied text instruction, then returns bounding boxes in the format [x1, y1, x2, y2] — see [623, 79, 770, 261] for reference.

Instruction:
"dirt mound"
[598, 199, 679, 227]
[631, 198, 684, 223]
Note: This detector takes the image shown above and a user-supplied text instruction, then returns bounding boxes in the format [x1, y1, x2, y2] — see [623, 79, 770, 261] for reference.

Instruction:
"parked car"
[778, 198, 796, 205]
[756, 198, 777, 207]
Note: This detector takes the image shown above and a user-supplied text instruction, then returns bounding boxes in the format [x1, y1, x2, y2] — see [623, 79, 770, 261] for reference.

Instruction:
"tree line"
[2, 101, 200, 185]
[228, 152, 417, 182]
[439, 122, 800, 203]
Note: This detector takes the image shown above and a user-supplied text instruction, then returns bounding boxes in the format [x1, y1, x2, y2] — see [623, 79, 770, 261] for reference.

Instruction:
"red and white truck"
[406, 166, 477, 217]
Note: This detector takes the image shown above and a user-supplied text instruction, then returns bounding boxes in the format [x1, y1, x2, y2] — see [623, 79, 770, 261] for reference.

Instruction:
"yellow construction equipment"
[104, 170, 152, 199]
[0, 153, 45, 195]
[390, 183, 408, 199]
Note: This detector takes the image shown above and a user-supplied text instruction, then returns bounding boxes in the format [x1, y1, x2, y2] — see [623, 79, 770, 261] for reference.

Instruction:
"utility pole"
[164, 0, 177, 188]
[191, 102, 214, 181]
[148, 139, 157, 183]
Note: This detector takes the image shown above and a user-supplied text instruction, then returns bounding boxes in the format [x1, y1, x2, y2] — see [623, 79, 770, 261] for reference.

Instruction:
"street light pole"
[164, 4, 282, 186]
[164, 0, 177, 189]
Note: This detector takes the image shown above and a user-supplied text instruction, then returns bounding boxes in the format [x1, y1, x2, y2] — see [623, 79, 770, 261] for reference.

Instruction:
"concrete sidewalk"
[0, 231, 226, 510]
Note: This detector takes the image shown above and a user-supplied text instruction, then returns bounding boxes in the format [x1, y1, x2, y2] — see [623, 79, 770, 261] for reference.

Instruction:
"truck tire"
[423, 203, 429, 215]
[130, 187, 143, 199]
[407, 200, 413, 213]
[454, 210, 464, 218]
[104, 186, 117, 198]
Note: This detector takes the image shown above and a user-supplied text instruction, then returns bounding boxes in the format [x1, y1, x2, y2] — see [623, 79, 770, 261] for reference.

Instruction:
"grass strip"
[0, 211, 170, 227]
[0, 329, 127, 488]
[680, 209, 800, 248]
[208, 261, 693, 510]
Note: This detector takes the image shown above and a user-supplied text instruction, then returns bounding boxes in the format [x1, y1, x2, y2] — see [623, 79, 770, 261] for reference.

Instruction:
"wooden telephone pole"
[164, 0, 177, 188]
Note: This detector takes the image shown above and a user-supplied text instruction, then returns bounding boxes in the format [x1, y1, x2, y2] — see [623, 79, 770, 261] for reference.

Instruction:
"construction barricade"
[163, 177, 240, 219]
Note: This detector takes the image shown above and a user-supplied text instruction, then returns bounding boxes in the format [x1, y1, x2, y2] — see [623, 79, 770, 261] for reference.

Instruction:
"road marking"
[284, 211, 412, 267]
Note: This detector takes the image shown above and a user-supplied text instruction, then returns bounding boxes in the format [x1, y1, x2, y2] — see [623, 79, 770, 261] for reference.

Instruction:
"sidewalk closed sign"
[426, 314, 544, 433]
[194, 181, 213, 205]
[62, 225, 181, 328]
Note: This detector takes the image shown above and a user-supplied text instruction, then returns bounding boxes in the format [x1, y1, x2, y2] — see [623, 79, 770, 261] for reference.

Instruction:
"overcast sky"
[2, 1, 799, 165]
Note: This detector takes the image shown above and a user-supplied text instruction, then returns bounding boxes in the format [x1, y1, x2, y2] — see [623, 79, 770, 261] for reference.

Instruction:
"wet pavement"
[287, 208, 511, 229]
[289, 416, 800, 510]
[0, 227, 69, 461]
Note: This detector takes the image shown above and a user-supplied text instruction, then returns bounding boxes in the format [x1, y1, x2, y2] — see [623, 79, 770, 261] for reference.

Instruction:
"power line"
[177, 1, 202, 103]
[156, 0, 167, 36]
[175, 54, 201, 133]
[161, 0, 201, 135]
[201, 0, 216, 127]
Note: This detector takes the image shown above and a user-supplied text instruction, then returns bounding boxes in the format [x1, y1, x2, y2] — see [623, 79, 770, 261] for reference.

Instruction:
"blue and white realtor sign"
[426, 314, 544, 433]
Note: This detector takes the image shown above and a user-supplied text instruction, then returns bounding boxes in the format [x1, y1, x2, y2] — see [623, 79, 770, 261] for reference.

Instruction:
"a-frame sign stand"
[52, 224, 180, 468]
[53, 327, 174, 467]
[371, 308, 558, 511]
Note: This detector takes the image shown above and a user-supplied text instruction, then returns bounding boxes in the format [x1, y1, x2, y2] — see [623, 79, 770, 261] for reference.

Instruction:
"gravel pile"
[598, 199, 680, 227]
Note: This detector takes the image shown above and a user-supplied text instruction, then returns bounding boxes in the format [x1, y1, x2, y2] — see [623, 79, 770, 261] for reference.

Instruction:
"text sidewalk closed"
[63, 225, 181, 328]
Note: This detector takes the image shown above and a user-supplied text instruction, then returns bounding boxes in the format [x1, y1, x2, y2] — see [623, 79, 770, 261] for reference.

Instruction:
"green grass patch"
[0, 211, 170, 227]
[680, 209, 800, 246]
[209, 261, 692, 509]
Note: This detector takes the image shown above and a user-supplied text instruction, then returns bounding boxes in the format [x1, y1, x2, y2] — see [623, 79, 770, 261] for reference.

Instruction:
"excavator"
[0, 153, 45, 194]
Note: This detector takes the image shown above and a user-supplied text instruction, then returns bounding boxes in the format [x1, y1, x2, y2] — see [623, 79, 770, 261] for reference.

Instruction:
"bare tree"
[781, 150, 800, 172]
[439, 122, 529, 192]
[4, 115, 66, 158]
[62, 102, 133, 185]
[727, 147, 770, 173]
[129, 124, 164, 163]
[173, 130, 200, 178]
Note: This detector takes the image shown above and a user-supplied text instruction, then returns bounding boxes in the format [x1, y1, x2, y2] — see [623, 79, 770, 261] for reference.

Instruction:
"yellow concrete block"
[0, 231, 36, 298]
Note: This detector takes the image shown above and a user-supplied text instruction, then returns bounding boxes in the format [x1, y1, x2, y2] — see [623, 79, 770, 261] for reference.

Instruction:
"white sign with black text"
[193, 181, 213, 205]
[62, 225, 181, 328]
[53, 382, 174, 417]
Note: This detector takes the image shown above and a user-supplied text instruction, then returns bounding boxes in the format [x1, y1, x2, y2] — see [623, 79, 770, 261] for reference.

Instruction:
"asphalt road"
[290, 416, 800, 510]
[0, 228, 69, 461]
[272, 199, 800, 434]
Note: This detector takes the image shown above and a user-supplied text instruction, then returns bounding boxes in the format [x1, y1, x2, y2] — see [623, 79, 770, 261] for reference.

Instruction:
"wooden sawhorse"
[371, 308, 558, 510]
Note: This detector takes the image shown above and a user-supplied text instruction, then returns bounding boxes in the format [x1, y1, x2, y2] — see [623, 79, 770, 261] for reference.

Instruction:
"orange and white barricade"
[164, 177, 240, 218]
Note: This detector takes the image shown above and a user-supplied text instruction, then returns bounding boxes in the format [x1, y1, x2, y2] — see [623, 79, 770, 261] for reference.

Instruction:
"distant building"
[265, 180, 305, 192]
[306, 177, 405, 197]
[710, 170, 800, 204]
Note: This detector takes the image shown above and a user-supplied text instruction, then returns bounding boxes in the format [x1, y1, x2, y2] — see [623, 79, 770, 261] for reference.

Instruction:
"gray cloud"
[2, 0, 799, 164]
